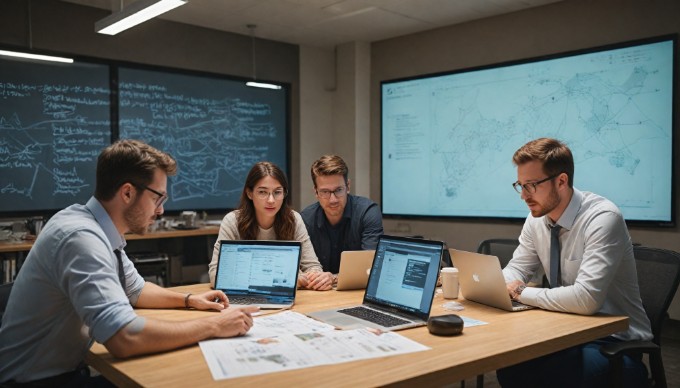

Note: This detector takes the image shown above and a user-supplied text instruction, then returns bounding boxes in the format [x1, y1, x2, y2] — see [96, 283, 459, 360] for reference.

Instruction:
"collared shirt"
[503, 188, 652, 341]
[301, 194, 384, 273]
[0, 197, 145, 383]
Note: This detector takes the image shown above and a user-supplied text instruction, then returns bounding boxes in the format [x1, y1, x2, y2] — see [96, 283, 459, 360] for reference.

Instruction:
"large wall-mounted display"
[0, 52, 289, 217]
[381, 35, 675, 225]
[118, 66, 288, 212]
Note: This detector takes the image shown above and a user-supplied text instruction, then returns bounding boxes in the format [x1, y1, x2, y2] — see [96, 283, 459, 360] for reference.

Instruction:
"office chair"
[0, 282, 13, 327]
[600, 246, 680, 388]
[476, 238, 520, 268]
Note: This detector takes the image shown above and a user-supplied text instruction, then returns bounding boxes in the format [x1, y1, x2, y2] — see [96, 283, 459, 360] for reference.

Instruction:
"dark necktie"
[114, 249, 126, 291]
[549, 225, 562, 288]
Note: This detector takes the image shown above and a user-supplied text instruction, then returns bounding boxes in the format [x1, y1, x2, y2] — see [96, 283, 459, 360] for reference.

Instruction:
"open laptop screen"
[215, 240, 301, 297]
[364, 236, 443, 320]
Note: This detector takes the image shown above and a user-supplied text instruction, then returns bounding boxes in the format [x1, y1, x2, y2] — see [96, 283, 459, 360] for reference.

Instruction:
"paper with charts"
[199, 311, 430, 381]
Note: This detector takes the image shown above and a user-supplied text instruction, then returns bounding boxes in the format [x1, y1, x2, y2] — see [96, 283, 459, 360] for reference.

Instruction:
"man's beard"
[124, 198, 152, 235]
[528, 183, 560, 218]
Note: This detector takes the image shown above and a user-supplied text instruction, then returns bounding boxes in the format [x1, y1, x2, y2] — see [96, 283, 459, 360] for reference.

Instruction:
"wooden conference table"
[86, 284, 628, 387]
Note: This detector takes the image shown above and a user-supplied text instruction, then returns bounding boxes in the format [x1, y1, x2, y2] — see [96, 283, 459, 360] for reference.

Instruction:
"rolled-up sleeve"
[59, 231, 138, 344]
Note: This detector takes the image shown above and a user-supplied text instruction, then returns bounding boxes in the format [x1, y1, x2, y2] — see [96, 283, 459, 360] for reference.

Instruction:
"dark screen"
[118, 67, 288, 212]
[0, 57, 110, 214]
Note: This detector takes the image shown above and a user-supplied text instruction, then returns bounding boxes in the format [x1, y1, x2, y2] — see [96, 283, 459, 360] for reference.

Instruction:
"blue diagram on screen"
[382, 39, 673, 222]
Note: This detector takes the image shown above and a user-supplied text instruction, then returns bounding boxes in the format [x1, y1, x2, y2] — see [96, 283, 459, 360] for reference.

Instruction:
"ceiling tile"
[62, 0, 564, 47]
[309, 7, 429, 43]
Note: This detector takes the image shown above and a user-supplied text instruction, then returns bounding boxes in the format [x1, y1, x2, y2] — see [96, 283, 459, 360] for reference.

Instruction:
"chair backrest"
[0, 282, 13, 326]
[633, 246, 680, 344]
[476, 239, 520, 268]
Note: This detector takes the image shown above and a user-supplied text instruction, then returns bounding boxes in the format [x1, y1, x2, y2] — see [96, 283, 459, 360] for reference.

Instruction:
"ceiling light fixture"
[0, 0, 74, 64]
[245, 81, 283, 90]
[95, 0, 188, 36]
[0, 50, 73, 63]
[245, 24, 282, 90]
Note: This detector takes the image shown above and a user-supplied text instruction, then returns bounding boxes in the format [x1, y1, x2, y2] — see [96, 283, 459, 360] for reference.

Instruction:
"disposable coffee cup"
[441, 267, 459, 299]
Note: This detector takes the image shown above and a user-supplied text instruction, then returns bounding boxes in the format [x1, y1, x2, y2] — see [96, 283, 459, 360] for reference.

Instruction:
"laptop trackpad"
[309, 311, 367, 330]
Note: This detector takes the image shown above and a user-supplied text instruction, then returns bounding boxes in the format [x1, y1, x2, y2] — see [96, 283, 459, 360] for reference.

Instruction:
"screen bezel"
[363, 235, 443, 320]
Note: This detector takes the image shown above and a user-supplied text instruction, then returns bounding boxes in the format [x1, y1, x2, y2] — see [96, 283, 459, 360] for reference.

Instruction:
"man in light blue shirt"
[0, 140, 257, 385]
[497, 138, 652, 388]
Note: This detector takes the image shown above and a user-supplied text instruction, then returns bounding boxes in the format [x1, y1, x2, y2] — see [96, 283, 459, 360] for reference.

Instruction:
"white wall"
[298, 46, 335, 208]
[298, 42, 372, 208]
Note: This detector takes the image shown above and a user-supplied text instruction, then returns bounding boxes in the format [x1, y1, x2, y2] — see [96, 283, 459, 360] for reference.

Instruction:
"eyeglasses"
[136, 184, 168, 208]
[254, 189, 286, 200]
[316, 186, 347, 199]
[512, 174, 559, 194]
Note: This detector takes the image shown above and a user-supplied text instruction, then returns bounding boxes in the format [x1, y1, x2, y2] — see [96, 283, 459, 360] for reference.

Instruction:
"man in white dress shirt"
[497, 138, 652, 388]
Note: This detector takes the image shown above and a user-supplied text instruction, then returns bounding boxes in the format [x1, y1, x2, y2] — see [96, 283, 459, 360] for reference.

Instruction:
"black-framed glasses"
[135, 184, 168, 208]
[254, 189, 286, 200]
[512, 174, 559, 194]
[316, 186, 347, 199]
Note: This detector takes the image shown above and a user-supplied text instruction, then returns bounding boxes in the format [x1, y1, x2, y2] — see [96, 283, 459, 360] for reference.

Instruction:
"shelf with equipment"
[0, 226, 220, 285]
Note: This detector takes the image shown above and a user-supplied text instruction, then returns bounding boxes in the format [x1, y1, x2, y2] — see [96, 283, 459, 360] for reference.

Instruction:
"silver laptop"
[450, 249, 534, 312]
[335, 250, 375, 291]
[214, 240, 301, 309]
[307, 235, 444, 331]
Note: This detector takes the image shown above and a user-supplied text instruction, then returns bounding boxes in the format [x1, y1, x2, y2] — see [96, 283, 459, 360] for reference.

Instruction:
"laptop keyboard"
[338, 306, 411, 327]
[228, 296, 270, 305]
[511, 300, 531, 310]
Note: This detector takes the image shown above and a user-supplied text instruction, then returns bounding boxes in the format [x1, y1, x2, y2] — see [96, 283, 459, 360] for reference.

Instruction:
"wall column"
[299, 42, 371, 207]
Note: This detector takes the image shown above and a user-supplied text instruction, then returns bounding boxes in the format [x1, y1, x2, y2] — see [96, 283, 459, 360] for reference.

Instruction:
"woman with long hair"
[209, 161, 333, 290]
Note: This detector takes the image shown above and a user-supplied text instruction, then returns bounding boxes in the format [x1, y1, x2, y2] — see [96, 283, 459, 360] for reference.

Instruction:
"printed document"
[199, 312, 430, 381]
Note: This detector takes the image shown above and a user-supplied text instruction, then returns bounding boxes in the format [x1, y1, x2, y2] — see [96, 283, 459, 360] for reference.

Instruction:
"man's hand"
[187, 290, 229, 310]
[304, 271, 334, 291]
[507, 280, 526, 301]
[212, 306, 259, 337]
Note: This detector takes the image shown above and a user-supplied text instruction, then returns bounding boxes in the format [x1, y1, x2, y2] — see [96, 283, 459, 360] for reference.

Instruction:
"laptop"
[450, 249, 534, 312]
[307, 235, 444, 331]
[214, 240, 301, 309]
[335, 250, 375, 291]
